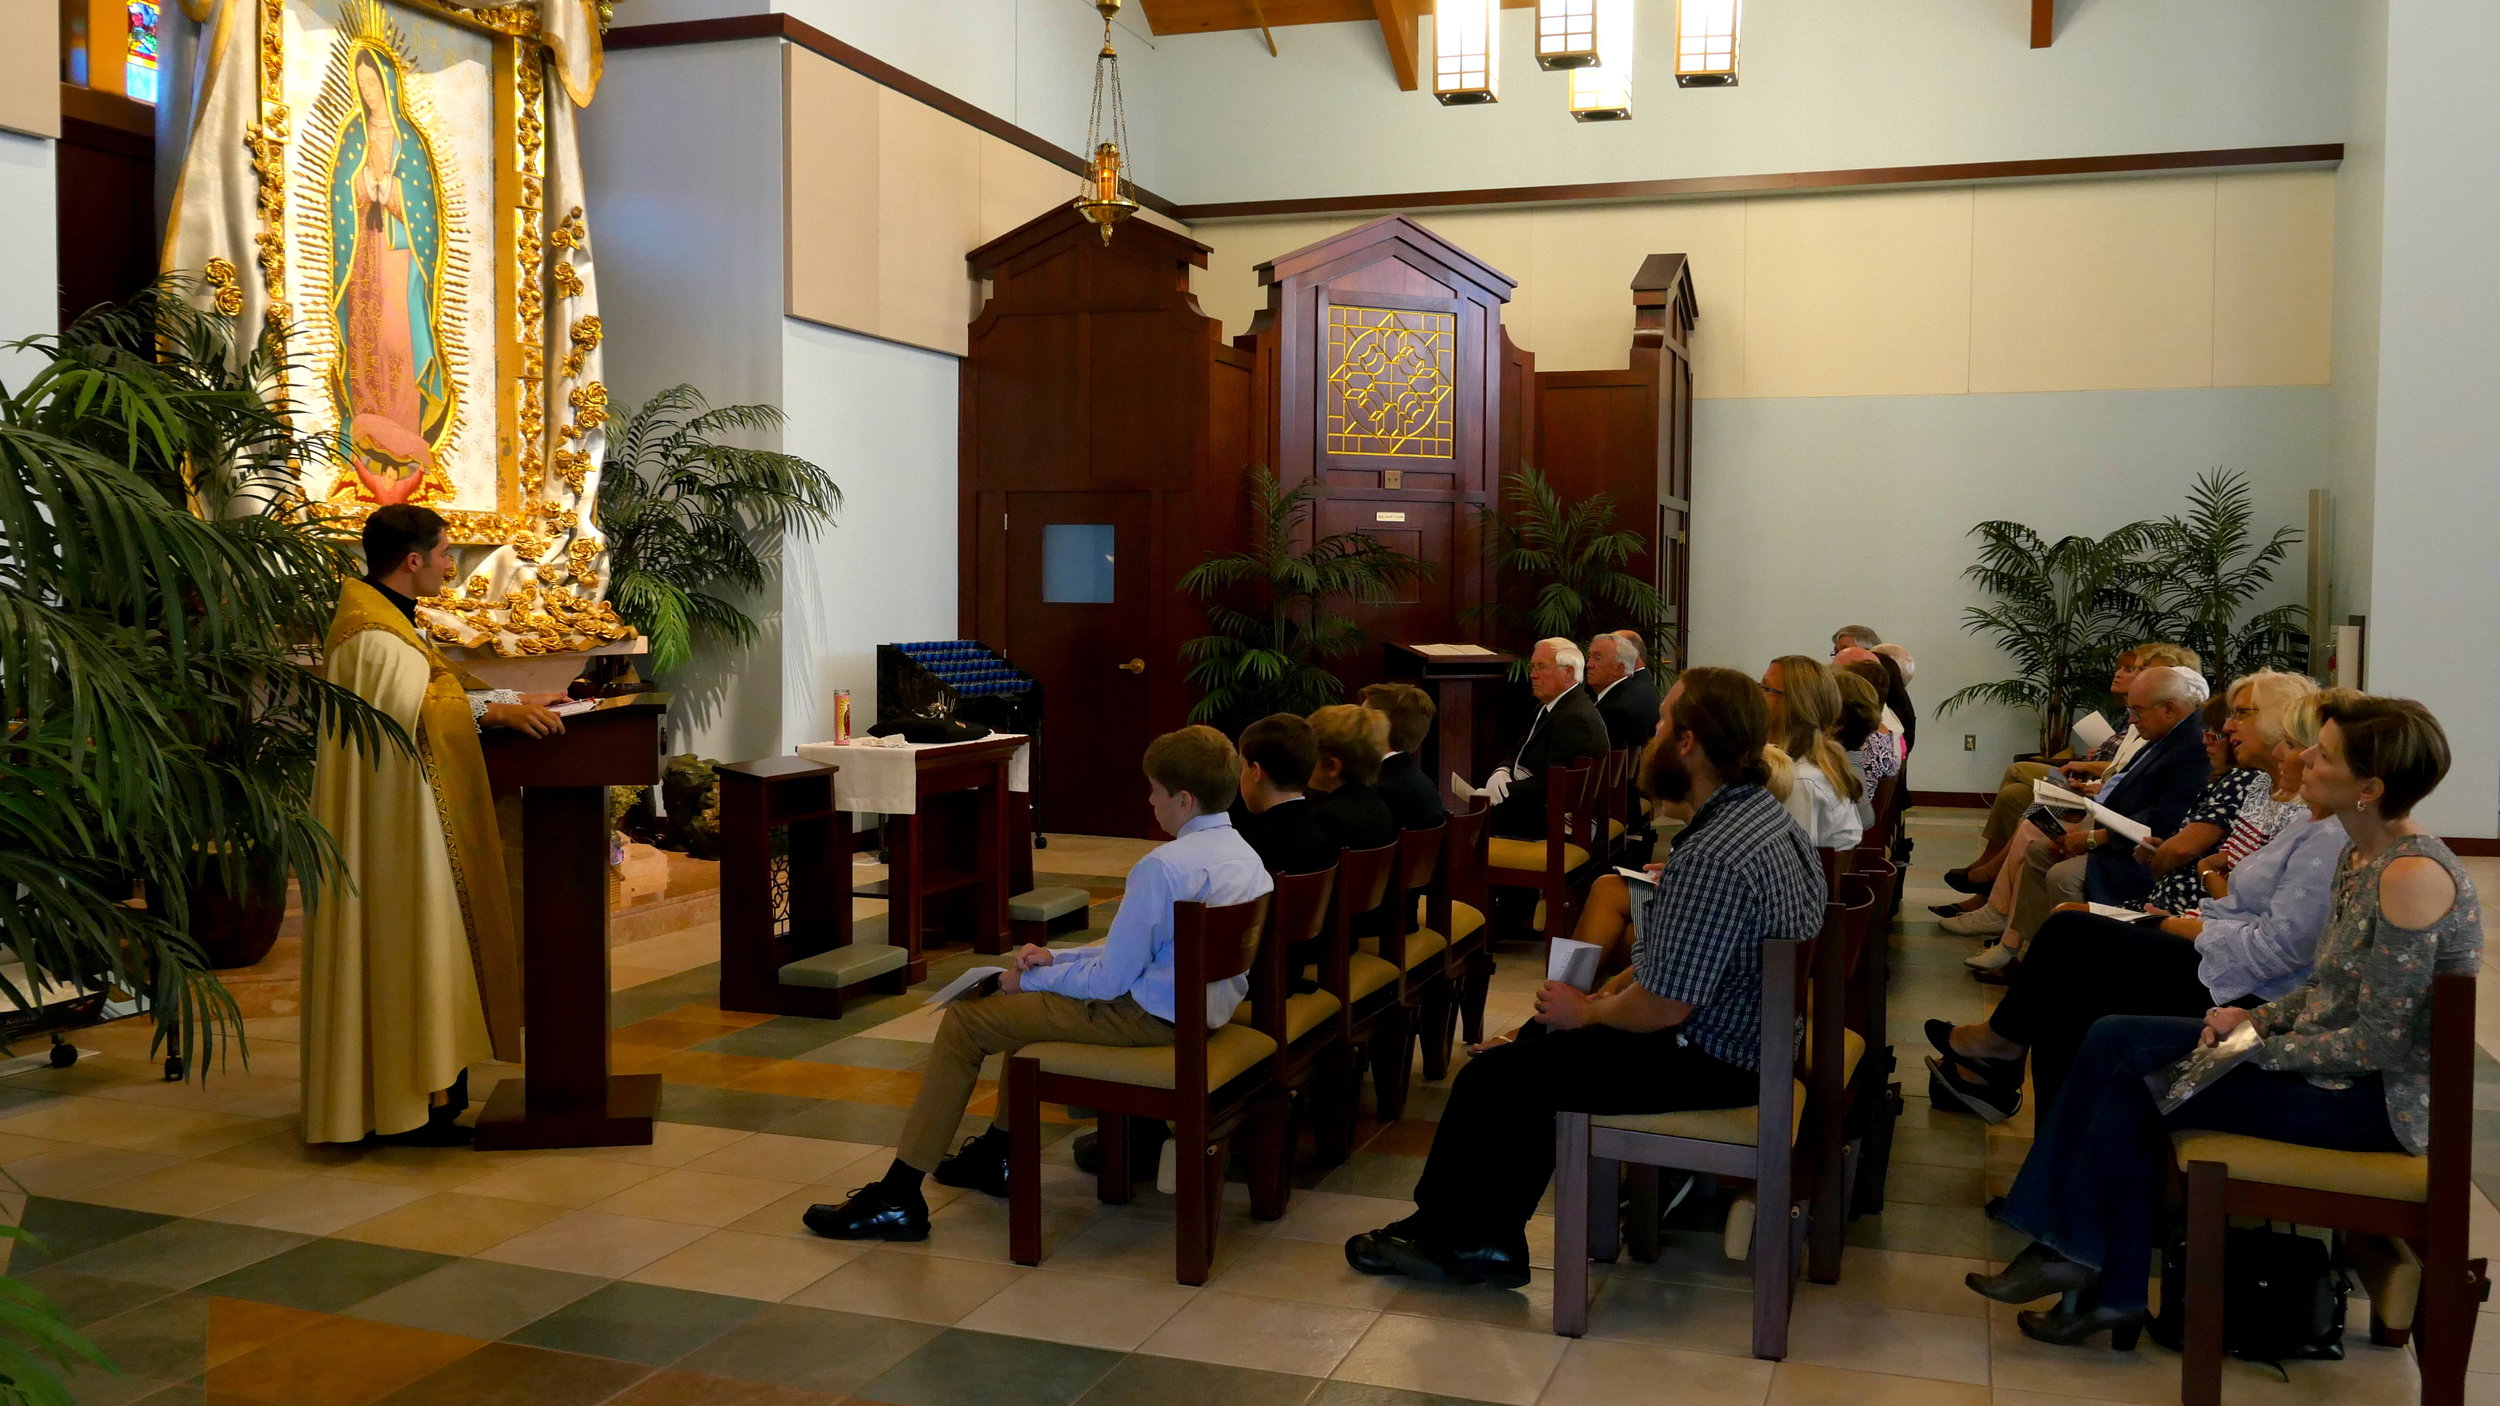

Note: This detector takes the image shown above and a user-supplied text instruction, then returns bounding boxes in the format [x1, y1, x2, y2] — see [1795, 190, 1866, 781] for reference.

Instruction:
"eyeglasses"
[2229, 706, 2261, 720]
[1760, 683, 1784, 696]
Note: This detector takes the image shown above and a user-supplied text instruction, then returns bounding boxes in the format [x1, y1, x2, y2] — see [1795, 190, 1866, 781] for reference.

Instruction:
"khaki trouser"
[2009, 846, 2090, 950]
[1983, 761, 2057, 847]
[898, 990, 1174, 1172]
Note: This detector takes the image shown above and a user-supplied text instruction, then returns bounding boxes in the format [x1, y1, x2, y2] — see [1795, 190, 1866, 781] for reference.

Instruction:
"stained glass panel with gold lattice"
[1326, 306, 1456, 459]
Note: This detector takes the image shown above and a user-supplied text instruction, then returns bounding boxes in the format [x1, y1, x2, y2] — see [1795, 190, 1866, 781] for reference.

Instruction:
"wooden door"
[1005, 490, 1158, 839]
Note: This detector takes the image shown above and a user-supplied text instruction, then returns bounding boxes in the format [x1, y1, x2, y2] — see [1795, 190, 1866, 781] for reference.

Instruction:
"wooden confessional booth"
[959, 209, 1695, 838]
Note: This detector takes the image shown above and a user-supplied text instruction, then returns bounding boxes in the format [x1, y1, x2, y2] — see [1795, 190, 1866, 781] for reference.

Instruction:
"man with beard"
[1342, 668, 1828, 1288]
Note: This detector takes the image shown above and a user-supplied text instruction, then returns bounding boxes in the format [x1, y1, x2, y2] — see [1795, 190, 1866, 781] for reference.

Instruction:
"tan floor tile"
[881, 1193, 1087, 1267]
[318, 1143, 531, 1192]
[1138, 1290, 1377, 1378]
[458, 1152, 665, 1206]
[728, 1185, 853, 1240]
[1983, 1303, 2182, 1404]
[3, 1145, 178, 1197]
[207, 1173, 434, 1235]
[1541, 1338, 1774, 1406]
[1028, 1214, 1255, 1283]
[1386, 1267, 1565, 1333]
[589, 1167, 803, 1227]
[1990, 1393, 2164, 1406]
[334, 1191, 566, 1256]
[546, 1120, 754, 1169]
[1333, 1311, 1569, 1406]
[1263, 1189, 1414, 1245]
[1768, 1361, 1987, 1406]
[611, 964, 676, 991]
[202, 1130, 368, 1175]
[1582, 1275, 1760, 1353]
[625, 1227, 867, 1300]
[959, 1269, 1196, 1350]
[0, 1094, 181, 1145]
[80, 1160, 310, 1218]
[1794, 1247, 1990, 1319]
[785, 1247, 1027, 1325]
[1206, 1235, 1409, 1310]
[0, 1132, 68, 1165]
[477, 1208, 712, 1278]
[685, 1132, 882, 1184]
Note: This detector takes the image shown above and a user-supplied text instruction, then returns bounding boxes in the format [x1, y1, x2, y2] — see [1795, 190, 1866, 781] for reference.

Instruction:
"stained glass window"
[125, 1, 161, 105]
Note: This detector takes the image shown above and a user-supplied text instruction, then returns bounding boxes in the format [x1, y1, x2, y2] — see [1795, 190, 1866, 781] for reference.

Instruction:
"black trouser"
[1408, 1024, 1757, 1251]
[1986, 910, 2216, 1115]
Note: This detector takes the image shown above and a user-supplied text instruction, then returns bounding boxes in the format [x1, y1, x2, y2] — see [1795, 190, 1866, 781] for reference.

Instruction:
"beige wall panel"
[1970, 178, 2217, 394]
[1409, 210, 1537, 353]
[978, 139, 1073, 247]
[1191, 216, 1365, 341]
[0, 3, 57, 139]
[784, 51, 880, 335]
[1528, 201, 1748, 397]
[1742, 188, 1972, 399]
[875, 87, 982, 356]
[2213, 171, 2334, 387]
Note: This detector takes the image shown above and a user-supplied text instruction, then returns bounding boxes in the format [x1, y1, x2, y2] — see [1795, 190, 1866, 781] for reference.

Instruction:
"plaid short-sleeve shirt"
[1633, 784, 1829, 1068]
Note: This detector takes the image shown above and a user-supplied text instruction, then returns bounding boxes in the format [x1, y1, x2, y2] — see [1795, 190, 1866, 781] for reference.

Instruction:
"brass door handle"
[1118, 658, 1146, 674]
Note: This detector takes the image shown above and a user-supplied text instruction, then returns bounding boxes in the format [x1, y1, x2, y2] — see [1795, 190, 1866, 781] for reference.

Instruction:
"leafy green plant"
[1938, 522, 2156, 755]
[0, 1225, 109, 1406]
[1475, 466, 1670, 672]
[2133, 469, 2307, 681]
[2, 278, 409, 1399]
[594, 387, 841, 677]
[1181, 467, 1434, 725]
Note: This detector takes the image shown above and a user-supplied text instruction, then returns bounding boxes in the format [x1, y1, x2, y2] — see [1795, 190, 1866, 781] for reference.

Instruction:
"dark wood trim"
[2032, 0, 2056, 48]
[2445, 836, 2500, 857]
[1172, 144, 2344, 222]
[60, 84, 153, 140]
[607, 15, 1183, 219]
[1909, 790, 1993, 810]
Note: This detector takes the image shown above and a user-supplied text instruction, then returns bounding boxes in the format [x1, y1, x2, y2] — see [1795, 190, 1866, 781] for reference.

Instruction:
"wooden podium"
[475, 692, 667, 1150]
[1383, 644, 1518, 795]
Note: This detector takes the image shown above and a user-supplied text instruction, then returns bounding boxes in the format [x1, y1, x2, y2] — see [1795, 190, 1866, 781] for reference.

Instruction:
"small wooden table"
[794, 734, 1034, 981]
[476, 692, 667, 1150]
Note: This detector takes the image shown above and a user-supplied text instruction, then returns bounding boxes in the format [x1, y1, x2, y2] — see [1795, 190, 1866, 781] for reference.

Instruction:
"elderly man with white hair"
[1482, 637, 1612, 841]
[1958, 665, 2216, 978]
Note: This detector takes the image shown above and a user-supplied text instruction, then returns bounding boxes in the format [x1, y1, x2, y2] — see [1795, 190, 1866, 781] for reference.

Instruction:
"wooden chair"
[1426, 800, 1496, 1054]
[2173, 970, 2487, 1406]
[1365, 822, 1453, 1095]
[1486, 757, 1596, 942]
[1592, 747, 1633, 864]
[1006, 893, 1275, 1285]
[1307, 842, 1400, 1155]
[1552, 897, 1852, 1360]
[1243, 866, 1341, 1215]
[1804, 873, 1880, 1283]
[1838, 847, 1905, 1220]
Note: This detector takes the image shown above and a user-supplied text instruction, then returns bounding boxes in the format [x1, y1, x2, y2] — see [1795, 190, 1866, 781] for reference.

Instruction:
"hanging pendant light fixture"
[1567, 0, 1632, 120]
[1675, 0, 1741, 87]
[1432, 0, 1500, 105]
[1073, 0, 1140, 243]
[1534, 0, 1600, 70]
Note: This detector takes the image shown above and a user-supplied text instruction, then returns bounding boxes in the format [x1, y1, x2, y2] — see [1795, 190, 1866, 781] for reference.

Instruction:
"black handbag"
[2151, 1223, 2349, 1369]
[869, 708, 991, 744]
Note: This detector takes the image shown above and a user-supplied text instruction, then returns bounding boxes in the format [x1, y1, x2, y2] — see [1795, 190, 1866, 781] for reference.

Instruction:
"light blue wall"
[0, 132, 55, 382]
[1691, 386, 2332, 795]
[1135, 0, 2352, 206]
[778, 319, 962, 756]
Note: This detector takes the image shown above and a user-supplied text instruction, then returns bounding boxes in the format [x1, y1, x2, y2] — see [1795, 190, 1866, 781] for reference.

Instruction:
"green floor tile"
[862, 1329, 1123, 1406]
[797, 1037, 936, 1071]
[348, 1258, 606, 1341]
[11, 1267, 172, 1329]
[1075, 1355, 1321, 1406]
[52, 1219, 307, 1291]
[671, 1304, 940, 1394]
[1309, 1385, 1506, 1406]
[78, 1291, 210, 1383]
[504, 1281, 763, 1367]
[656, 1083, 821, 1133]
[197, 1237, 452, 1313]
[1314, 1153, 1425, 1202]
[763, 1098, 913, 1145]
[8, 1198, 175, 1274]
[692, 1017, 851, 1059]
[370, 1340, 654, 1406]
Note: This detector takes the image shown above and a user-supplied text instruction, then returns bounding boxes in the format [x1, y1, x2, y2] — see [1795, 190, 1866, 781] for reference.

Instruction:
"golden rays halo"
[294, 0, 475, 509]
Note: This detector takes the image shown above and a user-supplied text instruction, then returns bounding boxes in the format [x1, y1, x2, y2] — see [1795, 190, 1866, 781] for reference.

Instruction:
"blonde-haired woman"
[1764, 655, 1862, 850]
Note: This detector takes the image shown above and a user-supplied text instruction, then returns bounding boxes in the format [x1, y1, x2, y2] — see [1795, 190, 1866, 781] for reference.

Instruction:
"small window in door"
[1041, 523, 1116, 603]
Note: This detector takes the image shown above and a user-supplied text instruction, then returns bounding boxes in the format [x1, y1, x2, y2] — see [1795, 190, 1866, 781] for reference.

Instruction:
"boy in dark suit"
[1231, 714, 1339, 875]
[1307, 705, 1400, 852]
[1360, 682, 1446, 831]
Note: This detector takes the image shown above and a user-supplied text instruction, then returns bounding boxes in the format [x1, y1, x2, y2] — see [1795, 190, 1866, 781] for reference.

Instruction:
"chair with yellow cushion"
[1486, 757, 1595, 942]
[1308, 841, 1400, 1158]
[1362, 822, 1452, 1107]
[1552, 896, 1853, 1360]
[2172, 970, 2485, 1406]
[1836, 848, 1905, 1222]
[1424, 799, 1495, 1058]
[1243, 865, 1341, 1215]
[1006, 893, 1275, 1285]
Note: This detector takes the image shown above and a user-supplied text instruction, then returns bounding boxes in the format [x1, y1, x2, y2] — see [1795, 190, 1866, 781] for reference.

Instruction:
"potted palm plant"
[594, 386, 841, 679]
[1180, 467, 1434, 729]
[2132, 469, 2308, 681]
[1475, 466, 1671, 672]
[1938, 521, 2156, 755]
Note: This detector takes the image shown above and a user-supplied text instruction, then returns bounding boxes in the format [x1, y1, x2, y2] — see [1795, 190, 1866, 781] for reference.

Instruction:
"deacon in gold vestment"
[306, 506, 567, 1143]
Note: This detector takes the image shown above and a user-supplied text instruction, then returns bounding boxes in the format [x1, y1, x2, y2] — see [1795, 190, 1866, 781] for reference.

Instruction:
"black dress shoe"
[1967, 1242, 2096, 1304]
[1926, 1055, 2022, 1124]
[2016, 1302, 2147, 1349]
[933, 1135, 1010, 1197]
[1943, 866, 1987, 895]
[1072, 1124, 1168, 1180]
[1346, 1228, 1471, 1284]
[1923, 1019, 2026, 1088]
[803, 1184, 931, 1241]
[1450, 1243, 1532, 1290]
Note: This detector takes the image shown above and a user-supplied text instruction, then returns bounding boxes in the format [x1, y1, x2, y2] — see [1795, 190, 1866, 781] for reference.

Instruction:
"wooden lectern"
[475, 692, 667, 1150]
[1383, 643, 1518, 795]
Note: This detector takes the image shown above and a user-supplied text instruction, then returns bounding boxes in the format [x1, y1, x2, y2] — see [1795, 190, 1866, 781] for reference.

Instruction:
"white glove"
[1479, 767, 1513, 807]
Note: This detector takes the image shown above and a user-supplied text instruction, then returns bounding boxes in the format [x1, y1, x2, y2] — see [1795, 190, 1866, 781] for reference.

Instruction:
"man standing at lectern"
[305, 506, 567, 1145]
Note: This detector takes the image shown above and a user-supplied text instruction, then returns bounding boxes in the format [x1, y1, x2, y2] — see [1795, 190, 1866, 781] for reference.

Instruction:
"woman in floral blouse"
[1965, 694, 2480, 1349]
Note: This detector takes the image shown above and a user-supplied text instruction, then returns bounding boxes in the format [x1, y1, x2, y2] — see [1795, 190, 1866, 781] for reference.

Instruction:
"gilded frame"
[250, 0, 571, 549]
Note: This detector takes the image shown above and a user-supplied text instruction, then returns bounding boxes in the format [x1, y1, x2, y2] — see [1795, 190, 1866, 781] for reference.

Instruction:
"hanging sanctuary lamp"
[1074, 0, 1141, 242]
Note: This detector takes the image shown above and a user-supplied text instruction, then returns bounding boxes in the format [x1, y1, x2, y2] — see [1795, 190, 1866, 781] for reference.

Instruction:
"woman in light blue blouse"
[1925, 682, 2341, 1122]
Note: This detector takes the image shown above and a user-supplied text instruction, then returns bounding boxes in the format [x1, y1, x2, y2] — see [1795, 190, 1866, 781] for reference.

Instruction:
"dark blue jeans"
[2000, 1015, 2402, 1312]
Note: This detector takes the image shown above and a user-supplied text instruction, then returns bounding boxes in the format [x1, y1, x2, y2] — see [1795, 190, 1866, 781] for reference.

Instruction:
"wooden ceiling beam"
[2032, 0, 2054, 47]
[1372, 0, 1423, 92]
